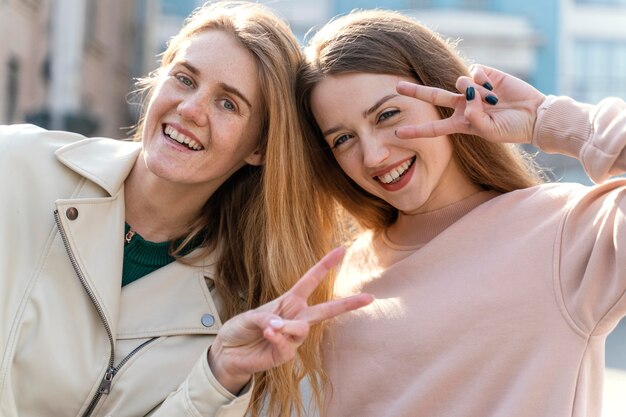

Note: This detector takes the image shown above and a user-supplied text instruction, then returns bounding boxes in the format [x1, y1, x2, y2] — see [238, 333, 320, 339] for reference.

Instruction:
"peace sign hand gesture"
[395, 64, 546, 145]
[208, 247, 373, 394]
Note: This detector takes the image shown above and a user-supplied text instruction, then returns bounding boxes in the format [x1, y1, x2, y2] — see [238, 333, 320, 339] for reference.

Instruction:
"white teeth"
[377, 158, 414, 184]
[164, 125, 203, 150]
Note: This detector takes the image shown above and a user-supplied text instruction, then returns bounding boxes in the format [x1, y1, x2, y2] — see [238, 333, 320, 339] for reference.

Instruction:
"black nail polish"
[485, 95, 498, 105]
[482, 82, 493, 91]
[465, 86, 475, 101]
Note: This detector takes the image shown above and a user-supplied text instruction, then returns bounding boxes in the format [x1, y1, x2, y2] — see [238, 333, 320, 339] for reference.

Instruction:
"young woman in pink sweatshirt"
[296, 8, 626, 417]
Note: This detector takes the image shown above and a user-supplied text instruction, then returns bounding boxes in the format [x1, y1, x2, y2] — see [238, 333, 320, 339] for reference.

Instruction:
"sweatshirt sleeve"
[555, 180, 626, 336]
[532, 95, 626, 183]
[150, 347, 252, 417]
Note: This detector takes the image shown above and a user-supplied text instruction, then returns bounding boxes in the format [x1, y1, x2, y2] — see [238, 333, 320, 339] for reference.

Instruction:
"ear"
[244, 147, 265, 166]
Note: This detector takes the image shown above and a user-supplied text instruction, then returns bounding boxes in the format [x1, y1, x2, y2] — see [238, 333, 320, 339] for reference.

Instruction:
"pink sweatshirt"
[323, 96, 626, 417]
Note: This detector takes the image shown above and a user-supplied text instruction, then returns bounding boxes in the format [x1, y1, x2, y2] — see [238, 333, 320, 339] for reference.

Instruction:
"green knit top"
[122, 223, 176, 287]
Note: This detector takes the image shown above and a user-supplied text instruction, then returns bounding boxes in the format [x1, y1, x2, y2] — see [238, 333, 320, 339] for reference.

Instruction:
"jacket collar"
[53, 138, 221, 339]
[55, 137, 142, 196]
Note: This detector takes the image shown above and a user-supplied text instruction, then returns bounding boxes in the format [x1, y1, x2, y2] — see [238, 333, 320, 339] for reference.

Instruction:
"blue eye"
[378, 109, 399, 122]
[333, 134, 352, 149]
[220, 99, 236, 111]
[176, 75, 193, 87]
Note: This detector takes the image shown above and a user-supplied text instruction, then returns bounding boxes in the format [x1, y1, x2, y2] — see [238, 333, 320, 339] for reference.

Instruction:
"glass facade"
[572, 40, 626, 103]
[160, 0, 199, 17]
[575, 0, 626, 5]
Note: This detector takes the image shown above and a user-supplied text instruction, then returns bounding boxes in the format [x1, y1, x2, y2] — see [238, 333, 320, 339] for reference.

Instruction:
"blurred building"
[153, 0, 334, 49]
[0, 0, 158, 138]
[0, 0, 50, 130]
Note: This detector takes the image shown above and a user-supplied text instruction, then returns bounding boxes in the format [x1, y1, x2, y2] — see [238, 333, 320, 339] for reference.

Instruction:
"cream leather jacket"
[0, 125, 251, 417]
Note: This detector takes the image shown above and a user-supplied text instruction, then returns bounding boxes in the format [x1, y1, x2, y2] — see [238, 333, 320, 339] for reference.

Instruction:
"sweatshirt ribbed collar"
[382, 190, 499, 250]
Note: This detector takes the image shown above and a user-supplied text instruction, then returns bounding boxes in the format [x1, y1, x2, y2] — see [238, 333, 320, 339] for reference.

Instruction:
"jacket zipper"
[94, 337, 159, 394]
[54, 210, 157, 417]
[83, 337, 158, 416]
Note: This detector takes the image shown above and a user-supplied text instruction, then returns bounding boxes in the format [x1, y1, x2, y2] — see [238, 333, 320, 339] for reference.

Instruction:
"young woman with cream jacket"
[0, 3, 371, 417]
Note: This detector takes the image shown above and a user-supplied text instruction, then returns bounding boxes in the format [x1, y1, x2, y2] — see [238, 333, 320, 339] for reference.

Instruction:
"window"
[20, 0, 41, 9]
[160, 0, 199, 17]
[571, 41, 626, 103]
[407, 0, 432, 8]
[5, 57, 19, 123]
[462, 0, 490, 9]
[85, 0, 98, 43]
[575, 0, 626, 5]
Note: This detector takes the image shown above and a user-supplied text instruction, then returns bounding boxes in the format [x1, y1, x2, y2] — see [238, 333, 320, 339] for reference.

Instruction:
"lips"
[376, 156, 416, 184]
[164, 125, 204, 151]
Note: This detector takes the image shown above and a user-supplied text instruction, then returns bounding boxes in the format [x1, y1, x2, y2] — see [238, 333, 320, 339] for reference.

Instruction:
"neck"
[124, 159, 212, 242]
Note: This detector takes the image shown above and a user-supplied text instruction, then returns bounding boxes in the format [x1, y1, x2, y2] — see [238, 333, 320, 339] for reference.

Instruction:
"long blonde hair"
[297, 9, 545, 230]
[133, 2, 335, 416]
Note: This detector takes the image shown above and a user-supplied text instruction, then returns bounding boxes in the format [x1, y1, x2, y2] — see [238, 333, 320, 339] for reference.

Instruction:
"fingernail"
[482, 82, 493, 91]
[485, 95, 498, 105]
[270, 318, 284, 329]
[465, 86, 475, 101]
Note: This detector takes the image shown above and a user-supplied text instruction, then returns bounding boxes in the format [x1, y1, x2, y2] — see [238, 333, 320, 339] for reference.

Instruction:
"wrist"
[207, 342, 252, 395]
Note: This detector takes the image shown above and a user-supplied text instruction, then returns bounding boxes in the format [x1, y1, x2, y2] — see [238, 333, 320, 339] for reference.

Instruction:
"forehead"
[311, 73, 403, 118]
[313, 73, 401, 98]
[173, 30, 261, 104]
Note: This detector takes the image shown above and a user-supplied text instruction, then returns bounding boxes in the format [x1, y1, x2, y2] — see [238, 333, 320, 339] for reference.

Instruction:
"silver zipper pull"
[98, 367, 116, 394]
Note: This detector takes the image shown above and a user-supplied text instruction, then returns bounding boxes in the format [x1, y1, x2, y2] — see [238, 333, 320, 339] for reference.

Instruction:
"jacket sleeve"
[532, 95, 626, 183]
[150, 347, 252, 417]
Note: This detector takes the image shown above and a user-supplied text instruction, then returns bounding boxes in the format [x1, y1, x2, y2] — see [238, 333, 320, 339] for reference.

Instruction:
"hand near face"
[208, 247, 374, 394]
[395, 64, 546, 145]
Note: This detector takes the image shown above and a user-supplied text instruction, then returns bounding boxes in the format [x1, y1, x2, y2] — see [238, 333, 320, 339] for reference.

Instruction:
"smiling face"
[140, 30, 263, 195]
[310, 72, 476, 214]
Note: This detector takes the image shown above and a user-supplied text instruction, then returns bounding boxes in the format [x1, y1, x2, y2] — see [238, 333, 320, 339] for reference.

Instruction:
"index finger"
[395, 118, 460, 139]
[397, 81, 460, 108]
[305, 293, 374, 324]
[288, 247, 346, 299]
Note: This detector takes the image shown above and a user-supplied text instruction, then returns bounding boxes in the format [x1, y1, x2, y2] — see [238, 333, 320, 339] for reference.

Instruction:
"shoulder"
[0, 124, 85, 149]
[0, 123, 134, 155]
[486, 183, 587, 211]
[344, 229, 377, 259]
[0, 124, 91, 170]
[336, 230, 381, 293]
[0, 124, 140, 193]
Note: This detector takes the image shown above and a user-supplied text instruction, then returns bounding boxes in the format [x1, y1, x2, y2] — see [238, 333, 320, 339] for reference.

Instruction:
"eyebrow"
[363, 94, 398, 118]
[322, 93, 399, 137]
[179, 61, 253, 110]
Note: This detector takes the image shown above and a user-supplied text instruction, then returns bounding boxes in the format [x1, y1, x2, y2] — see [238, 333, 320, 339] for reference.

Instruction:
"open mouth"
[164, 125, 204, 151]
[376, 156, 416, 184]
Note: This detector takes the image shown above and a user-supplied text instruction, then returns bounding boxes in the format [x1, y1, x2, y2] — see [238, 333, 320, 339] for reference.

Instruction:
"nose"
[361, 134, 391, 168]
[177, 92, 209, 126]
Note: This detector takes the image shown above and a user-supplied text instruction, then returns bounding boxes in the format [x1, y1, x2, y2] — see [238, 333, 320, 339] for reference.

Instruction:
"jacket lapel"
[53, 138, 222, 340]
[53, 137, 141, 338]
[116, 255, 223, 339]
[55, 192, 126, 338]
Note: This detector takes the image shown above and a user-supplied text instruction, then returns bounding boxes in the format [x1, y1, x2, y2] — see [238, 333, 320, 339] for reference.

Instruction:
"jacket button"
[201, 314, 215, 327]
[66, 207, 79, 220]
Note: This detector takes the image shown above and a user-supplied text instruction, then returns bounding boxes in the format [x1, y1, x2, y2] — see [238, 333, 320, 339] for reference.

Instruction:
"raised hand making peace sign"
[208, 247, 374, 394]
[395, 64, 547, 145]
